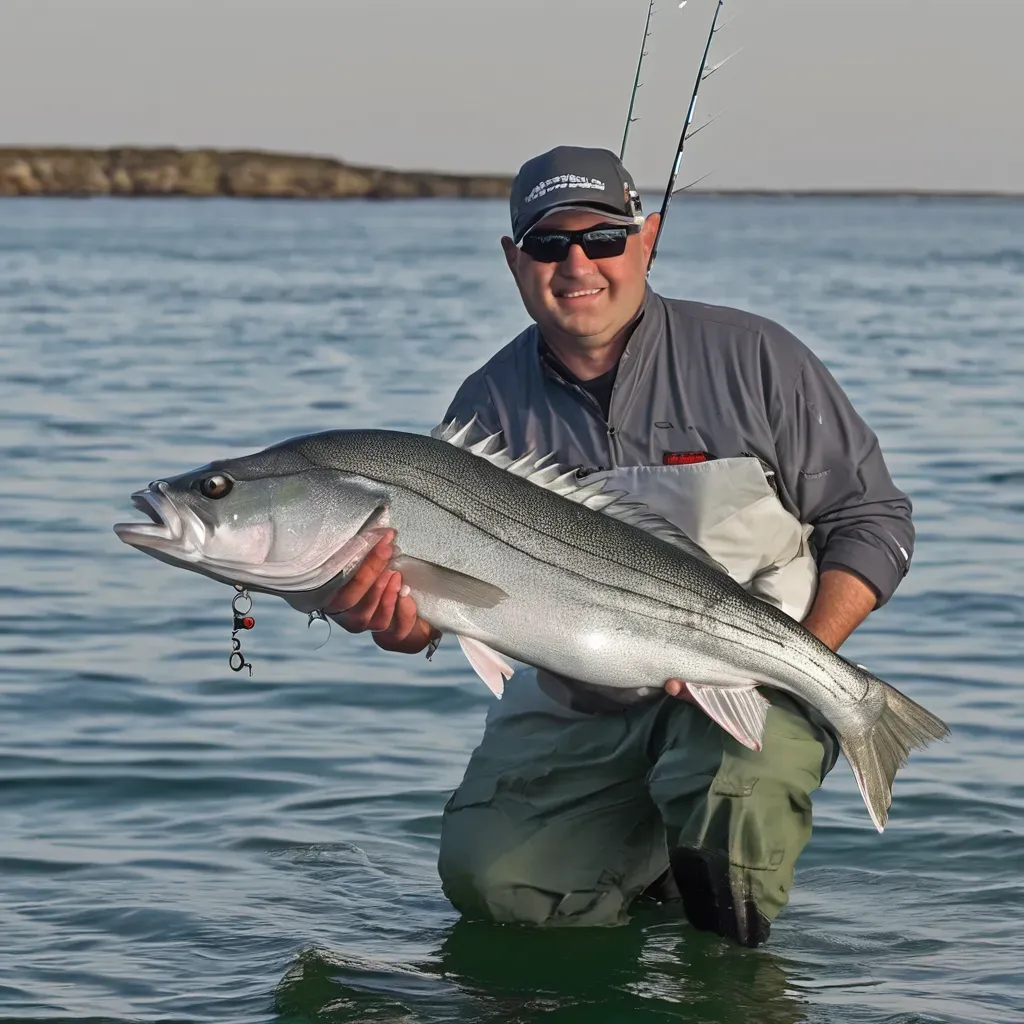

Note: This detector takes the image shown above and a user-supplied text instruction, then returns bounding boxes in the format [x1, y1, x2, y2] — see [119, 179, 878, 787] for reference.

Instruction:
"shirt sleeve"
[769, 335, 915, 607]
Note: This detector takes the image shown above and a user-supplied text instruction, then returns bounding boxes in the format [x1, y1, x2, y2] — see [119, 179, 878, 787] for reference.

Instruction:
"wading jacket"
[442, 287, 914, 608]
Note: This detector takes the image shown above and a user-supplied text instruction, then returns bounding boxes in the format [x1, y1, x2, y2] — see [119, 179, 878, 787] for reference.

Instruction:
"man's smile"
[554, 286, 605, 301]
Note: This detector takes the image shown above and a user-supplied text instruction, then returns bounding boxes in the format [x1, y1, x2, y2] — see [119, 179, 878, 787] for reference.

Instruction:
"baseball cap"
[509, 146, 645, 244]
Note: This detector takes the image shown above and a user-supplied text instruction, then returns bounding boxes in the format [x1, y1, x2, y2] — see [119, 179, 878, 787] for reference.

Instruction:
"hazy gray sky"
[1, 0, 1021, 191]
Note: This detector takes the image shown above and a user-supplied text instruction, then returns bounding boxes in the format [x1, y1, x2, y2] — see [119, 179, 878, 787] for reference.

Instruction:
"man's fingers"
[374, 617, 437, 654]
[664, 678, 696, 703]
[390, 592, 420, 643]
[366, 572, 402, 632]
[333, 566, 394, 632]
[325, 532, 395, 615]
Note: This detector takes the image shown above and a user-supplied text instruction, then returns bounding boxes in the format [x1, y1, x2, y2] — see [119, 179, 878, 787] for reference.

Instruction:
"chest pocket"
[587, 458, 818, 623]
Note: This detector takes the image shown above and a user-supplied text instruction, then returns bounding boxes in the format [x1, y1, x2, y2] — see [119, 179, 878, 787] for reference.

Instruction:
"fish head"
[113, 443, 390, 601]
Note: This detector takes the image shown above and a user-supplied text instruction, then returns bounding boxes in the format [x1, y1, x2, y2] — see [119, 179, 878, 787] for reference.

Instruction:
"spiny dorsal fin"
[431, 416, 729, 575]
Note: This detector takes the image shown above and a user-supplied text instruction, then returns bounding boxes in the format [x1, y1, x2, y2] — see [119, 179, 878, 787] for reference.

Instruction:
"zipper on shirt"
[539, 351, 619, 469]
[605, 424, 620, 469]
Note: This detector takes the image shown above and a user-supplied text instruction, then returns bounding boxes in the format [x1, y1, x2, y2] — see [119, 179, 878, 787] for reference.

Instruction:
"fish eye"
[199, 474, 233, 499]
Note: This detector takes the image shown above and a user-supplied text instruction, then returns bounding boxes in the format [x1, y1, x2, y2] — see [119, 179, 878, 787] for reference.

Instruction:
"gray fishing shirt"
[442, 287, 914, 607]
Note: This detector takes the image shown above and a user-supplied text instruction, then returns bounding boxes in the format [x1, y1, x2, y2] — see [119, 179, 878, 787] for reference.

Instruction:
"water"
[1, 195, 1022, 1024]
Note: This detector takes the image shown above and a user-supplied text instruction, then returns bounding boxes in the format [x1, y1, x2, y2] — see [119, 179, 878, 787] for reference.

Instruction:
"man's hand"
[324, 530, 438, 654]
[664, 678, 696, 704]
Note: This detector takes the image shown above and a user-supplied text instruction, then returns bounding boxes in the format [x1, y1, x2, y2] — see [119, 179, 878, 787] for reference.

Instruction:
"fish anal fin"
[390, 555, 508, 609]
[685, 681, 770, 751]
[457, 635, 514, 697]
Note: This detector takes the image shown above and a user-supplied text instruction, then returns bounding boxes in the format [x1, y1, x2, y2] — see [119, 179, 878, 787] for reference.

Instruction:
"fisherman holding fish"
[115, 148, 944, 948]
[325, 147, 921, 946]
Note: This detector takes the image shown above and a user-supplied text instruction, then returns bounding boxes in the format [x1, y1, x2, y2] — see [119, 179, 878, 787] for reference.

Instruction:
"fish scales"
[114, 423, 950, 830]
[289, 430, 859, 704]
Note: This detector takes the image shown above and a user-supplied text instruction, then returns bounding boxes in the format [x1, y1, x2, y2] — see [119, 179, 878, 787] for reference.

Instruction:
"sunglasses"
[519, 223, 640, 263]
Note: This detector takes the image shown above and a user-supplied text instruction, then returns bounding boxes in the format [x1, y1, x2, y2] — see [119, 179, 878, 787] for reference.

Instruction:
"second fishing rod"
[617, 0, 733, 272]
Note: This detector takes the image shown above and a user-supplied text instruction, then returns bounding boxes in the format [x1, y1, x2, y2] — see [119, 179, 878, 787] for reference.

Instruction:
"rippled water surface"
[1, 196, 1022, 1023]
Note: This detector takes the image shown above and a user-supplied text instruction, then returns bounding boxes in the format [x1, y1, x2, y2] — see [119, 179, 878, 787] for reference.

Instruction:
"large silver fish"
[113, 419, 949, 831]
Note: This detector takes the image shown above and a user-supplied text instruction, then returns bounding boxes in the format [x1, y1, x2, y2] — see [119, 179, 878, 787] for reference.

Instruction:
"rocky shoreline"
[0, 147, 513, 199]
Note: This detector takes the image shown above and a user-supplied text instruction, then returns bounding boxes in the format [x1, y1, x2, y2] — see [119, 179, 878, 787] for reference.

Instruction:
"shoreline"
[0, 147, 1019, 199]
[0, 146, 513, 199]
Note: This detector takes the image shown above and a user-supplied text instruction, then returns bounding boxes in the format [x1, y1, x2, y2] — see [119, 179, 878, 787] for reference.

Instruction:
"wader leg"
[438, 674, 669, 927]
[648, 693, 837, 947]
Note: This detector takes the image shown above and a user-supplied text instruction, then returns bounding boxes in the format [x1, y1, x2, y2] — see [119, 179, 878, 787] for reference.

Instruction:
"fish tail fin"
[840, 676, 950, 833]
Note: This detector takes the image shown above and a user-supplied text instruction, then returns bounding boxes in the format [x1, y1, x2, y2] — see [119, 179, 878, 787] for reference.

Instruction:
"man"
[326, 146, 914, 946]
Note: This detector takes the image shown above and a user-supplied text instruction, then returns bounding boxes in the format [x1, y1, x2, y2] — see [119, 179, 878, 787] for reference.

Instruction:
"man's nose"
[561, 242, 596, 273]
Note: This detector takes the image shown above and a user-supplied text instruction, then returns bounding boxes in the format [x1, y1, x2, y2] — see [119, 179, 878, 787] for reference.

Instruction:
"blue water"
[0, 196, 1022, 1024]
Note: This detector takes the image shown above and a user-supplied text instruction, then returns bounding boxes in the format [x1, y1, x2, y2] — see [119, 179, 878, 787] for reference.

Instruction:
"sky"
[0, 0, 1021, 192]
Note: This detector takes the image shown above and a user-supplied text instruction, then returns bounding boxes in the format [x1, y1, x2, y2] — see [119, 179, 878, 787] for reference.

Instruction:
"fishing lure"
[229, 586, 255, 675]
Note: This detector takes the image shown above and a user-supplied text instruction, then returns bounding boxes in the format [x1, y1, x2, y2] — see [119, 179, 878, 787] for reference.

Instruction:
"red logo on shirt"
[663, 451, 709, 465]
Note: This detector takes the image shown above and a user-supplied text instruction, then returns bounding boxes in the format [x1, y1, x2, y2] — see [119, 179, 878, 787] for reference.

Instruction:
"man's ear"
[640, 213, 660, 263]
[500, 236, 519, 281]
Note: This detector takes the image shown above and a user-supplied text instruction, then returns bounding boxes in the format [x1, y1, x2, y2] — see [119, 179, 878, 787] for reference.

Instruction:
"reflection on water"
[274, 918, 812, 1024]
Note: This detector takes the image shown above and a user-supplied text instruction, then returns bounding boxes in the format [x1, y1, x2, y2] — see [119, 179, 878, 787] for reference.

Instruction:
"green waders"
[439, 454, 836, 946]
[437, 670, 837, 946]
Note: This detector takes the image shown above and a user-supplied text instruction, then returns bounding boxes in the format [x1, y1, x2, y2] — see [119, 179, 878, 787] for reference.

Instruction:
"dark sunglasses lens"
[520, 226, 631, 262]
[520, 233, 570, 263]
[580, 228, 628, 259]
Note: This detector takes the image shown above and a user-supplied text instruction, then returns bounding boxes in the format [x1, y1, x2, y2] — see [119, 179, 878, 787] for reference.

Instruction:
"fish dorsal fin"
[432, 417, 728, 575]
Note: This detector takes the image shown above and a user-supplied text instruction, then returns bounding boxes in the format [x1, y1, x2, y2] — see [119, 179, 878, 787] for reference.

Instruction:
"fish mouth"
[115, 482, 389, 600]
[113, 484, 185, 549]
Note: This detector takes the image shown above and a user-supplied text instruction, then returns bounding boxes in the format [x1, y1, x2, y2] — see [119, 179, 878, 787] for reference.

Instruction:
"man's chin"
[547, 304, 612, 339]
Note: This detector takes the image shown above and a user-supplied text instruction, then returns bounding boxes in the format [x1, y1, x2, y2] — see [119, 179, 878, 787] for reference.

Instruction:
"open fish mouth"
[113, 484, 185, 547]
[114, 480, 391, 597]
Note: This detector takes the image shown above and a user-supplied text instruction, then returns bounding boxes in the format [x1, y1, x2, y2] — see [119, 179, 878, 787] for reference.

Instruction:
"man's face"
[501, 209, 660, 348]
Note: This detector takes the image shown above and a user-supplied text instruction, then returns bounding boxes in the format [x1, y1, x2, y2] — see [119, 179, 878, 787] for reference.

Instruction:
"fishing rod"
[620, 0, 656, 161]
[647, 0, 735, 271]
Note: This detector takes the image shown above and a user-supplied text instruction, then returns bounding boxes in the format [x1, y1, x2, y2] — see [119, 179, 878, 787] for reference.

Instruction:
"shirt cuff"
[818, 535, 907, 608]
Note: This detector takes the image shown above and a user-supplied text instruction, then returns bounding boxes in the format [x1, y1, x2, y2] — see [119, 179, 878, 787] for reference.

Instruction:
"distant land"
[0, 147, 512, 199]
[0, 147, 1020, 199]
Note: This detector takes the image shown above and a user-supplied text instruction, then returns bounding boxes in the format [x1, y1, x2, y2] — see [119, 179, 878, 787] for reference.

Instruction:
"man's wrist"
[802, 568, 877, 651]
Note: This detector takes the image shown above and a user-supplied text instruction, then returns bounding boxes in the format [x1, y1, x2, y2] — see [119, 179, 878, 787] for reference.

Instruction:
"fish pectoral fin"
[390, 555, 508, 609]
[456, 636, 514, 698]
[685, 681, 770, 751]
